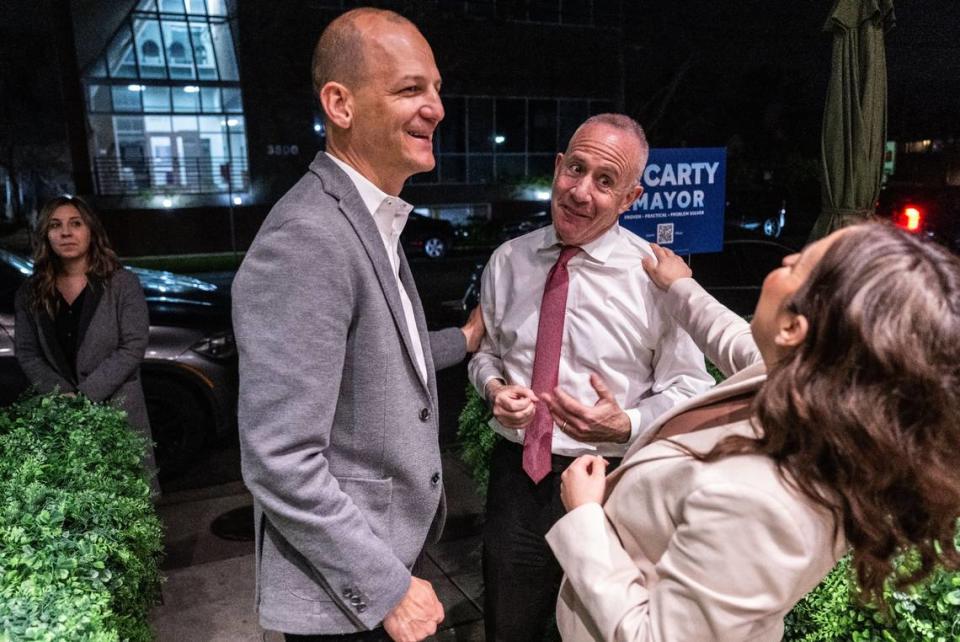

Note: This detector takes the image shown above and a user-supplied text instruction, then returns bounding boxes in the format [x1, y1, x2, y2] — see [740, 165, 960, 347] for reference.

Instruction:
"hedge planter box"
[0, 395, 163, 641]
[457, 384, 960, 641]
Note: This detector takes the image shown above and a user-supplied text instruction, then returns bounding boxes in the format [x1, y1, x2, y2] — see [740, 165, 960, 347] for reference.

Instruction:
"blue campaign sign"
[619, 147, 726, 255]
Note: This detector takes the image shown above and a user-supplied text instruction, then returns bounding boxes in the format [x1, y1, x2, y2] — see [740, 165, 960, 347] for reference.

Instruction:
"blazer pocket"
[278, 476, 394, 603]
[338, 476, 394, 545]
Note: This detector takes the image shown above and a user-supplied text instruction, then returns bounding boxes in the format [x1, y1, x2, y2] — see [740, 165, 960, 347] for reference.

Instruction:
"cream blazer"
[546, 279, 847, 641]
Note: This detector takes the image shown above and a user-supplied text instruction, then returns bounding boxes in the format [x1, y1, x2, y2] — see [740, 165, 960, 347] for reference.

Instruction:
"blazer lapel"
[310, 153, 430, 397]
[609, 364, 768, 485]
[76, 280, 104, 350]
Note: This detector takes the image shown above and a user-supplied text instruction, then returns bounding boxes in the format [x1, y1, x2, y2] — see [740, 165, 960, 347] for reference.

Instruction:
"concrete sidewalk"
[149, 448, 486, 641]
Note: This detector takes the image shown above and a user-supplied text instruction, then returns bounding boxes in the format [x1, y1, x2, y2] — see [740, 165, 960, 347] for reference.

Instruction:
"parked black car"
[497, 210, 551, 242]
[455, 235, 794, 318]
[876, 182, 960, 253]
[725, 189, 788, 238]
[402, 212, 455, 259]
[0, 250, 237, 478]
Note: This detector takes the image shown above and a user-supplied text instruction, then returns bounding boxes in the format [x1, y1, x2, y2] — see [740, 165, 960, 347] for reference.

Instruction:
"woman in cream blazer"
[545, 224, 960, 641]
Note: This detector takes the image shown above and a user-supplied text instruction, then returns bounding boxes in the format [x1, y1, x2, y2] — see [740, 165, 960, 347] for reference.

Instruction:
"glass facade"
[411, 95, 614, 185]
[312, 0, 618, 26]
[83, 0, 247, 196]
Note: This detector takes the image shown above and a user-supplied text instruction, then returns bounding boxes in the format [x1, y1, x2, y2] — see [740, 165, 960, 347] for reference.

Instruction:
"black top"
[54, 285, 90, 381]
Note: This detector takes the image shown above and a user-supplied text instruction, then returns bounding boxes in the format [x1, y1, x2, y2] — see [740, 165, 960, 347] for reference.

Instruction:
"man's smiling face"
[348, 18, 445, 191]
[550, 122, 643, 246]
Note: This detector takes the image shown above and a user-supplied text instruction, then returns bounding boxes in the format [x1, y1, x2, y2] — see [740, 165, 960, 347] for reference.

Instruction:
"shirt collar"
[539, 222, 622, 264]
[326, 152, 413, 239]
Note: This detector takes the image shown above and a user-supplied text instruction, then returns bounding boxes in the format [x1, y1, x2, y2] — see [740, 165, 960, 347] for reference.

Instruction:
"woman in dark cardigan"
[14, 195, 158, 496]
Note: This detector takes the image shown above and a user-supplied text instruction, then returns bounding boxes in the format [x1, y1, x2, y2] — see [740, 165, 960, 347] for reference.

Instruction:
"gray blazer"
[13, 269, 156, 477]
[232, 152, 466, 635]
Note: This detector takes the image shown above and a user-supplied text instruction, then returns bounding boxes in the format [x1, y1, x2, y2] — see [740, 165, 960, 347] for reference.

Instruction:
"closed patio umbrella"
[810, 0, 895, 239]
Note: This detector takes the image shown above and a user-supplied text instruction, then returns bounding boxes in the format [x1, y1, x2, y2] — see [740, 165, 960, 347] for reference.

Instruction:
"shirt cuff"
[625, 408, 643, 444]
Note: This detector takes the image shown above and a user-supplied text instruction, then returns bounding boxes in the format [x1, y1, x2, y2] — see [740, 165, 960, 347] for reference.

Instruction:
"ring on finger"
[559, 419, 568, 432]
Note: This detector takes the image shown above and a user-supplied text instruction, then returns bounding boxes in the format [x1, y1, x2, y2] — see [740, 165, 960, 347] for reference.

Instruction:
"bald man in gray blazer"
[232, 9, 483, 642]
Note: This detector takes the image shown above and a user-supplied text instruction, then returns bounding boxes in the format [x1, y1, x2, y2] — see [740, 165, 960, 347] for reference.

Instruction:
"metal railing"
[93, 156, 249, 195]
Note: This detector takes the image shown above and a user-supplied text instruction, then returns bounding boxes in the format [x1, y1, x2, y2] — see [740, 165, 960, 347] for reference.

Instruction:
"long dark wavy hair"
[699, 223, 960, 603]
[29, 195, 121, 317]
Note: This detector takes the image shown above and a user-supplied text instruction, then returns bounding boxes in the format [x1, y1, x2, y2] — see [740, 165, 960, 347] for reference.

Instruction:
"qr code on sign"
[657, 223, 675, 245]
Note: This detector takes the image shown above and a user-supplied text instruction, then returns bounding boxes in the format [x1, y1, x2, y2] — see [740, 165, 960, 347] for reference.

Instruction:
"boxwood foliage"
[457, 375, 960, 640]
[0, 394, 163, 641]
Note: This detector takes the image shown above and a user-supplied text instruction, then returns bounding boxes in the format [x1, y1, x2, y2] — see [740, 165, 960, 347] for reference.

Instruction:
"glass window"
[439, 155, 466, 183]
[594, 2, 619, 27]
[88, 56, 108, 78]
[88, 115, 118, 156]
[590, 100, 615, 116]
[561, 0, 592, 24]
[160, 0, 186, 13]
[87, 85, 112, 112]
[468, 98, 493, 153]
[198, 115, 224, 133]
[496, 155, 526, 181]
[528, 154, 555, 178]
[184, 0, 207, 14]
[498, 0, 527, 21]
[145, 115, 173, 133]
[112, 85, 143, 112]
[133, 18, 167, 78]
[106, 25, 138, 78]
[558, 99, 589, 148]
[172, 115, 198, 132]
[172, 85, 200, 112]
[190, 22, 218, 79]
[137, 0, 158, 11]
[162, 20, 196, 79]
[205, 0, 228, 16]
[529, 0, 560, 23]
[222, 87, 243, 112]
[466, 0, 494, 17]
[495, 98, 525, 153]
[200, 86, 222, 112]
[210, 22, 238, 80]
[469, 154, 494, 183]
[438, 97, 465, 154]
[529, 99, 557, 153]
[143, 85, 172, 111]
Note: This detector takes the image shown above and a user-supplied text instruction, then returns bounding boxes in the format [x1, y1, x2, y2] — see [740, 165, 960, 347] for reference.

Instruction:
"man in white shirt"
[233, 9, 483, 641]
[468, 113, 713, 641]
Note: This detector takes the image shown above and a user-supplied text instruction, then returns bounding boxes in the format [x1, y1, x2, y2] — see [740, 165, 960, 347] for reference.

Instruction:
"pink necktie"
[523, 246, 580, 483]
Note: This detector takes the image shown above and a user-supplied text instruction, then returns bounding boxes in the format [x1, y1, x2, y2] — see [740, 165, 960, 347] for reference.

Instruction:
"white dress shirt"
[326, 152, 427, 382]
[468, 223, 714, 457]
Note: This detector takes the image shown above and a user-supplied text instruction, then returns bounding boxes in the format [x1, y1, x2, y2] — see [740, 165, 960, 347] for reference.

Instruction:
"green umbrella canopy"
[810, 0, 895, 240]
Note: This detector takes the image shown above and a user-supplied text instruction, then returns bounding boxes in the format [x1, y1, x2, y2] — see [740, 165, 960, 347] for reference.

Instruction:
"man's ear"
[319, 82, 353, 129]
[620, 184, 643, 211]
[774, 312, 809, 349]
[554, 152, 565, 177]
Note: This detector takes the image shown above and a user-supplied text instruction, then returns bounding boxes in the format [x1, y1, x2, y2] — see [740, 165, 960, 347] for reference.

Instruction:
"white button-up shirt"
[469, 223, 714, 457]
[326, 153, 427, 382]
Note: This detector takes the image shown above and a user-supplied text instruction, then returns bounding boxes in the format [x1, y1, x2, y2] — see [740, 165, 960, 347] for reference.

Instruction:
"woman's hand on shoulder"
[560, 455, 609, 511]
[642, 243, 692, 291]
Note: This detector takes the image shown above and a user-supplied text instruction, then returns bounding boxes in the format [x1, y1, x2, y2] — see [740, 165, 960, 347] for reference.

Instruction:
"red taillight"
[895, 205, 923, 232]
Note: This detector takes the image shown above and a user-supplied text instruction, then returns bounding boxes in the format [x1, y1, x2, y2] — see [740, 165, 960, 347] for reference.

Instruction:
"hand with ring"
[541, 373, 631, 444]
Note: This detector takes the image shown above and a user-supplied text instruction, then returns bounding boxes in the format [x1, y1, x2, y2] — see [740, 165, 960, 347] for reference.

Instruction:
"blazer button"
[419, 407, 430, 421]
[431, 472, 441, 486]
[343, 588, 354, 598]
[357, 604, 367, 613]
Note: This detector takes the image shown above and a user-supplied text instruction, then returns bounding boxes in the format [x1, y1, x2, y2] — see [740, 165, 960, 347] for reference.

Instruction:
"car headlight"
[190, 331, 236, 361]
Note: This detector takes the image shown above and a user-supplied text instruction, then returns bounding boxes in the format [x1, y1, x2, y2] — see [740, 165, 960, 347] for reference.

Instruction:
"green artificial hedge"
[456, 382, 960, 640]
[0, 394, 164, 641]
